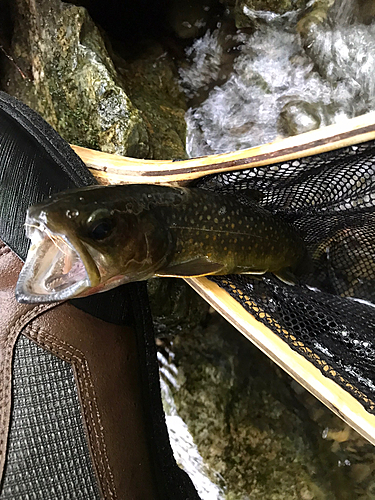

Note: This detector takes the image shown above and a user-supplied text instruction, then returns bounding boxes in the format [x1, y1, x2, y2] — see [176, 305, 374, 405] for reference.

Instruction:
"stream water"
[180, 0, 375, 157]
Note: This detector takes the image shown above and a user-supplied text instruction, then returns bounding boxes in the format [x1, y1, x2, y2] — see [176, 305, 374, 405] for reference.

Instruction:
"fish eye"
[88, 218, 114, 241]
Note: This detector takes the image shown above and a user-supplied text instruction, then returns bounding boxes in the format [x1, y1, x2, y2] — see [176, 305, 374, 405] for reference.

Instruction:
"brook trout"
[16, 184, 309, 303]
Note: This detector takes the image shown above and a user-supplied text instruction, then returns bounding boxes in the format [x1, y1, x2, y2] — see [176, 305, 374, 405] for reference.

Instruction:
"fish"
[15, 184, 310, 303]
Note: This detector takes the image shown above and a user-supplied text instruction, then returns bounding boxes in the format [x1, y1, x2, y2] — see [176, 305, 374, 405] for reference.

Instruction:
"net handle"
[72, 111, 375, 185]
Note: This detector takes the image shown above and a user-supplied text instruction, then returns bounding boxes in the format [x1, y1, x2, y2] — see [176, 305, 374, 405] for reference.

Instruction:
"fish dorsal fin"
[155, 258, 224, 277]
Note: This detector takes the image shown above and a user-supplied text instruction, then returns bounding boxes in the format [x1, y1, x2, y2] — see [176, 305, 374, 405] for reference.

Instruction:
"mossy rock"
[169, 314, 350, 499]
[1, 0, 187, 160]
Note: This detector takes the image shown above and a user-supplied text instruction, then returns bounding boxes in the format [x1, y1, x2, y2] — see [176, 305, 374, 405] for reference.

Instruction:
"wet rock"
[278, 100, 322, 136]
[293, 381, 375, 498]
[356, 0, 375, 24]
[116, 45, 188, 160]
[229, 0, 306, 29]
[163, 312, 347, 499]
[2, 0, 149, 157]
[298, 0, 375, 37]
[297, 0, 335, 37]
[148, 278, 209, 338]
[1, 0, 188, 160]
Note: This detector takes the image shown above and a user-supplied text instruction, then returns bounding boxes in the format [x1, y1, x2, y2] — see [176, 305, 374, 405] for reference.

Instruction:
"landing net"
[195, 140, 375, 413]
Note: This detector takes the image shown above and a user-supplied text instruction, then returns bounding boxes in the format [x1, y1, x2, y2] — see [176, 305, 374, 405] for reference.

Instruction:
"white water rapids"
[180, 0, 375, 157]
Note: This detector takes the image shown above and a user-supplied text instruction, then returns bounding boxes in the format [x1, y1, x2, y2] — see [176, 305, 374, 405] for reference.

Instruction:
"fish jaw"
[15, 217, 101, 303]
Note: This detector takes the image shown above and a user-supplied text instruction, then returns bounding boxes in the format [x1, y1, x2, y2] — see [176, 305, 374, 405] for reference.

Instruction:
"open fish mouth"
[15, 221, 97, 303]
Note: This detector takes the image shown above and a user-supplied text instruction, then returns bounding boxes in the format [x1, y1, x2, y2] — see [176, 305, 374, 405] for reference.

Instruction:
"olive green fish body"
[154, 187, 305, 278]
[16, 184, 309, 303]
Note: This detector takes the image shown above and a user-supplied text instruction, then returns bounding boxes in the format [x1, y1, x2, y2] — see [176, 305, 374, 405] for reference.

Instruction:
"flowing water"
[160, 1, 375, 498]
[179, 0, 375, 157]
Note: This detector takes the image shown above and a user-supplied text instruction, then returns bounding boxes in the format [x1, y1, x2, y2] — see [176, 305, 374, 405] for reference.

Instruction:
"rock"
[116, 45, 188, 160]
[224, 0, 306, 29]
[164, 312, 344, 499]
[298, 0, 375, 37]
[297, 0, 335, 38]
[147, 278, 209, 338]
[1, 0, 188, 160]
[2, 0, 150, 157]
[278, 100, 322, 136]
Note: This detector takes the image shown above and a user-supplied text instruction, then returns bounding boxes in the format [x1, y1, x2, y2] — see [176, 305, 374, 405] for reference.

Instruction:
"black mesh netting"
[195, 140, 375, 414]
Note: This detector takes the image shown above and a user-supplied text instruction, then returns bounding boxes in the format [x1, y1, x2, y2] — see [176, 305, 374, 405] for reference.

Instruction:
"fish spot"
[190, 219, 195, 224]
[203, 206, 208, 212]
[189, 239, 194, 244]
[224, 247, 227, 251]
[206, 234, 210, 239]
[207, 215, 211, 220]
[234, 238, 237, 243]
[213, 235, 217, 241]
[231, 223, 235, 229]
[66, 209, 79, 219]
[196, 231, 200, 236]
[214, 218, 218, 224]
[199, 215, 203, 221]
[238, 220, 242, 225]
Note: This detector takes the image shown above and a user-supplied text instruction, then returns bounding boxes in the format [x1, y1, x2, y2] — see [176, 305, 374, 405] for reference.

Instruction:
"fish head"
[15, 185, 172, 303]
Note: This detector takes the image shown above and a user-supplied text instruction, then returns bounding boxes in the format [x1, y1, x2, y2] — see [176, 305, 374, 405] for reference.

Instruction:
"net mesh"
[195, 140, 375, 413]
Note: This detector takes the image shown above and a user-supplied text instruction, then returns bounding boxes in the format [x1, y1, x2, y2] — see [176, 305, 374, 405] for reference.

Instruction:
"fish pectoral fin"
[155, 258, 225, 277]
[274, 268, 297, 285]
[240, 269, 267, 275]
